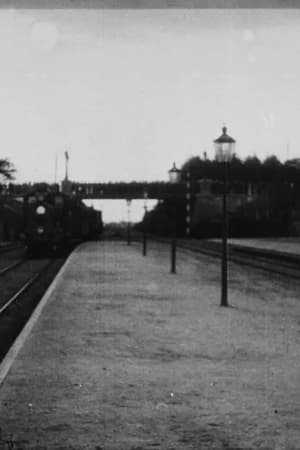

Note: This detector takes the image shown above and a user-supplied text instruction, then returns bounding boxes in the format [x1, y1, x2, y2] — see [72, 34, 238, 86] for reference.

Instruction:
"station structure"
[1, 179, 192, 200]
[0, 176, 255, 238]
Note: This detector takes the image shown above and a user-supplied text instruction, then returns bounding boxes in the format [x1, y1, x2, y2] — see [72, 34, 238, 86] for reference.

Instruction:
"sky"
[1, 8, 300, 220]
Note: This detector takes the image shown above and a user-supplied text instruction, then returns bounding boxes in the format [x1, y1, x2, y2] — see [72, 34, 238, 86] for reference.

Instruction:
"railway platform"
[0, 240, 299, 450]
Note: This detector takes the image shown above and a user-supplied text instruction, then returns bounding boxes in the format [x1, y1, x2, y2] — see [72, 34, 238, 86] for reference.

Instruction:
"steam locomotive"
[23, 189, 103, 253]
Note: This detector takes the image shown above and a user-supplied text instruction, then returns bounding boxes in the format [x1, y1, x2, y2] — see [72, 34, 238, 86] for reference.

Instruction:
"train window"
[38, 195, 44, 202]
[27, 196, 37, 204]
[54, 195, 64, 207]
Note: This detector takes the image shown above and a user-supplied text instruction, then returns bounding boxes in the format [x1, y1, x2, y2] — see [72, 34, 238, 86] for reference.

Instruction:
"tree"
[244, 156, 262, 182]
[262, 155, 282, 181]
[228, 154, 243, 181]
[0, 159, 15, 181]
[263, 155, 281, 166]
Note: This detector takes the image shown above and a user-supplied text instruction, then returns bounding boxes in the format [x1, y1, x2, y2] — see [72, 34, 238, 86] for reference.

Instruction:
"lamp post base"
[143, 233, 147, 256]
[127, 226, 131, 246]
[171, 238, 176, 274]
[221, 228, 228, 307]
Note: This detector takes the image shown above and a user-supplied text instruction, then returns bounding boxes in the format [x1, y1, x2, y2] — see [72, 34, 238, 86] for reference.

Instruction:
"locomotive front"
[23, 191, 65, 252]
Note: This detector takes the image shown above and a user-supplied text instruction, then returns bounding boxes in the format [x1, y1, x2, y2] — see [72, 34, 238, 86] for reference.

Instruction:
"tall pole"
[143, 196, 147, 256]
[127, 199, 131, 245]
[168, 163, 181, 274]
[186, 171, 191, 237]
[64, 151, 69, 181]
[143, 217, 147, 256]
[171, 202, 176, 273]
[127, 220, 131, 245]
[221, 161, 229, 307]
[54, 152, 58, 184]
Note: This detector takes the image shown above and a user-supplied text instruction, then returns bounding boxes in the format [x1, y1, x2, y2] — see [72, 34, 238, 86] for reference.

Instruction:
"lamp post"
[214, 126, 236, 307]
[143, 191, 148, 256]
[126, 198, 132, 245]
[168, 163, 182, 274]
[186, 171, 191, 237]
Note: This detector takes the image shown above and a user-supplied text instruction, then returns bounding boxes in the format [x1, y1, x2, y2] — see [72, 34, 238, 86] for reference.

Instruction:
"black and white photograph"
[0, 1, 299, 449]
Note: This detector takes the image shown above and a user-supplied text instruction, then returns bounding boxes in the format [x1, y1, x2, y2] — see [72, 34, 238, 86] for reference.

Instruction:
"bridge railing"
[0, 181, 195, 200]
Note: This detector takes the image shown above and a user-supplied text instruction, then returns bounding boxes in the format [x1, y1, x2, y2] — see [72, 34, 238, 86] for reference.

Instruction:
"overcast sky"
[1, 8, 300, 185]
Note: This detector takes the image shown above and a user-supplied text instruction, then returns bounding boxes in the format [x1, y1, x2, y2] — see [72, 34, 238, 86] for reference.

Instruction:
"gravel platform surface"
[0, 240, 299, 450]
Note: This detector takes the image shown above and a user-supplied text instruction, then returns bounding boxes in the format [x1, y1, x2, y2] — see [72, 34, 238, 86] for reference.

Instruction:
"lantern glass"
[214, 142, 235, 162]
[168, 163, 182, 183]
[214, 126, 236, 162]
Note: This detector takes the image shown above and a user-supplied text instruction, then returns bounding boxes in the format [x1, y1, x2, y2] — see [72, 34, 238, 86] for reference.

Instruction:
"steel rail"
[229, 252, 300, 279]
[0, 260, 24, 276]
[179, 240, 300, 279]
[149, 236, 300, 279]
[0, 244, 24, 255]
[0, 260, 52, 317]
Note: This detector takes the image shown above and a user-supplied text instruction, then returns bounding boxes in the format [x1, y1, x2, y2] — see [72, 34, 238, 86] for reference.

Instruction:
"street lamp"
[126, 198, 132, 245]
[143, 191, 148, 256]
[168, 163, 182, 273]
[214, 126, 236, 307]
[169, 162, 182, 184]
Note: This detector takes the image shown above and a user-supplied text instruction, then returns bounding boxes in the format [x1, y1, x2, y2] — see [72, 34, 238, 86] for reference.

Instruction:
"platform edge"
[0, 250, 76, 387]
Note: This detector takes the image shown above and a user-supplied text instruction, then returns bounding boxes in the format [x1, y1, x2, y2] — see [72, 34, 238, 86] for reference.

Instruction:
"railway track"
[0, 243, 27, 273]
[0, 242, 25, 255]
[0, 259, 51, 314]
[0, 259, 24, 276]
[150, 237, 300, 280]
[227, 244, 300, 279]
[0, 256, 68, 362]
[182, 239, 300, 279]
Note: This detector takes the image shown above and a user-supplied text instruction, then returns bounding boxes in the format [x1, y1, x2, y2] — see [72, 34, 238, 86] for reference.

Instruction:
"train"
[0, 197, 23, 242]
[22, 189, 103, 253]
